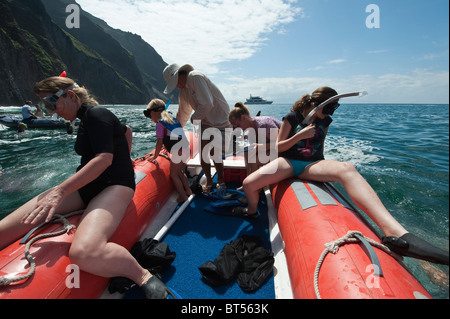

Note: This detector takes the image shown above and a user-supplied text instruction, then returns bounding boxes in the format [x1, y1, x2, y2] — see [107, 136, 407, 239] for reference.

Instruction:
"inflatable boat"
[0, 132, 433, 299]
[271, 179, 432, 299]
[0, 147, 175, 298]
[0, 116, 78, 129]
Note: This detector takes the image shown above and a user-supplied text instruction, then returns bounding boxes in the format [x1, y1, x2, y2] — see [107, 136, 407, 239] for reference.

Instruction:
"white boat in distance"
[245, 95, 273, 104]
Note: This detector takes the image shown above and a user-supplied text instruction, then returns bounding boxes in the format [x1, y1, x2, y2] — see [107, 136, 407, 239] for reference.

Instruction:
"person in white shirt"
[21, 101, 39, 122]
[163, 64, 232, 194]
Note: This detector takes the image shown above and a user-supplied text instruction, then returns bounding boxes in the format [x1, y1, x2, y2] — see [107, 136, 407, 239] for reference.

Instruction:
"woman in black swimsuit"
[0, 76, 170, 298]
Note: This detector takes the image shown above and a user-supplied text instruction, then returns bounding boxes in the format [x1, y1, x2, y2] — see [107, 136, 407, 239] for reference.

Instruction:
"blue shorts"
[286, 159, 315, 177]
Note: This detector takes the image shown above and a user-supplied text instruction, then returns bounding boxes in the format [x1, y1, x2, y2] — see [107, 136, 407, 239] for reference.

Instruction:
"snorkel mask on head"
[41, 83, 79, 112]
[143, 106, 165, 117]
[322, 102, 340, 116]
[144, 95, 175, 117]
[302, 91, 368, 125]
[39, 71, 78, 112]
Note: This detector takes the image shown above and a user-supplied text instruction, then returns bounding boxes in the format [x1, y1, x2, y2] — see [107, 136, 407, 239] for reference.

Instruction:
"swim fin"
[204, 205, 234, 216]
[204, 205, 259, 220]
[140, 276, 180, 299]
[202, 189, 245, 201]
[383, 233, 449, 265]
[210, 196, 247, 208]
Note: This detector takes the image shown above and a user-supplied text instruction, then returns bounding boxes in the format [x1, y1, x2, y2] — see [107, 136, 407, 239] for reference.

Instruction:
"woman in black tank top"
[240, 87, 448, 265]
[0, 76, 173, 298]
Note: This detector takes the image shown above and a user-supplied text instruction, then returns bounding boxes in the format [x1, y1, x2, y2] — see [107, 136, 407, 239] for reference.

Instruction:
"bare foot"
[418, 260, 449, 288]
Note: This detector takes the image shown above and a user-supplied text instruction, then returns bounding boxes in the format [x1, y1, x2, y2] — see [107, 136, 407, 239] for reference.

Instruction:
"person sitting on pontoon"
[21, 101, 40, 122]
[238, 86, 448, 265]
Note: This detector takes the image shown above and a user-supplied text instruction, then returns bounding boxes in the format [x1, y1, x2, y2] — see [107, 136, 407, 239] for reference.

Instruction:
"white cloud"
[76, 0, 302, 74]
[367, 49, 388, 54]
[328, 59, 347, 64]
[217, 69, 450, 104]
[75, 1, 449, 104]
[415, 50, 449, 61]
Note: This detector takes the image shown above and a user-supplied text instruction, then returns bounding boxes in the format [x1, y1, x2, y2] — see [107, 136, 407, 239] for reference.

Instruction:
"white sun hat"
[163, 64, 194, 94]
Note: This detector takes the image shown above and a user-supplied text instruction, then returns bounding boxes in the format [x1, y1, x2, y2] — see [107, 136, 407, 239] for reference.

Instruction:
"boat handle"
[354, 233, 384, 277]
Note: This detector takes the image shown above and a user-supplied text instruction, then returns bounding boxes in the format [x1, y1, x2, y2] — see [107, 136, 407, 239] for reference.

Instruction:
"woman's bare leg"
[243, 158, 294, 215]
[68, 185, 149, 285]
[0, 190, 85, 250]
[300, 160, 408, 237]
[171, 162, 191, 202]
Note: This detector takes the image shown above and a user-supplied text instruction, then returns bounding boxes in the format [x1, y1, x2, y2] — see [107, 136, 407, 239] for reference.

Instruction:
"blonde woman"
[0, 76, 173, 298]
[145, 99, 192, 202]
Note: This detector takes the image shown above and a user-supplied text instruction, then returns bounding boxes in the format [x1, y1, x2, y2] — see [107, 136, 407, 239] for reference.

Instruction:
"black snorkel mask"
[322, 102, 340, 116]
[143, 106, 165, 117]
[302, 91, 367, 125]
[143, 109, 152, 117]
[144, 95, 174, 118]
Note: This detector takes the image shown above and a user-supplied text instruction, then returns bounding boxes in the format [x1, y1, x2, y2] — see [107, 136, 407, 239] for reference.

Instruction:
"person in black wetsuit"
[0, 76, 171, 298]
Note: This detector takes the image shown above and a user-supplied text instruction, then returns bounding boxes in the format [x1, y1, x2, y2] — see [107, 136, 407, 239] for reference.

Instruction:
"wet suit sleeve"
[83, 107, 115, 155]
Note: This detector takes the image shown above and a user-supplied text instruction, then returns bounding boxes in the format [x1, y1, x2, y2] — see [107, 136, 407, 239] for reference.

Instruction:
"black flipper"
[210, 196, 247, 208]
[204, 205, 234, 216]
[140, 276, 179, 299]
[202, 189, 245, 201]
[205, 205, 259, 219]
[383, 233, 449, 265]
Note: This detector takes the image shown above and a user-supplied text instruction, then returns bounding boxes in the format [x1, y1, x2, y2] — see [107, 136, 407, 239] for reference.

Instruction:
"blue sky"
[75, 0, 449, 104]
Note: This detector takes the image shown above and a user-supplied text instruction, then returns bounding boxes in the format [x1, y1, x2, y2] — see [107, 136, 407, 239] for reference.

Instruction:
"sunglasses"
[41, 84, 78, 112]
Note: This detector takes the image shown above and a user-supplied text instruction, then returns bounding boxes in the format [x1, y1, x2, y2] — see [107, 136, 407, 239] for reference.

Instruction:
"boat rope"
[313, 230, 392, 299]
[0, 210, 83, 287]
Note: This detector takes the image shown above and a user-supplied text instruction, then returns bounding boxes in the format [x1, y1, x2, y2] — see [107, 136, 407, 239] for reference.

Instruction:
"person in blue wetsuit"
[239, 86, 448, 265]
[145, 99, 192, 203]
[0, 76, 172, 298]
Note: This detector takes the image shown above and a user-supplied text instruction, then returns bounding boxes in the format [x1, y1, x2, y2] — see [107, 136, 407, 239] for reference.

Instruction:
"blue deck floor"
[125, 182, 275, 299]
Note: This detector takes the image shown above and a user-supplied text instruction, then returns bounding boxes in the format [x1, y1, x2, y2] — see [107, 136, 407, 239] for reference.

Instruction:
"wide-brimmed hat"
[163, 64, 194, 94]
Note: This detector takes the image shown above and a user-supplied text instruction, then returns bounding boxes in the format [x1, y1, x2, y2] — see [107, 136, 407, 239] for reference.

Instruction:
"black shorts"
[78, 176, 136, 206]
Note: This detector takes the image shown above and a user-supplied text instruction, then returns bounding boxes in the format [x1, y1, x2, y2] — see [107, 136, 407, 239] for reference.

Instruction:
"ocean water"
[1, 103, 448, 299]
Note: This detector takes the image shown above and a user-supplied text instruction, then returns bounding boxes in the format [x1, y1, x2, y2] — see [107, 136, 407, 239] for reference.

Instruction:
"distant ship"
[245, 95, 273, 105]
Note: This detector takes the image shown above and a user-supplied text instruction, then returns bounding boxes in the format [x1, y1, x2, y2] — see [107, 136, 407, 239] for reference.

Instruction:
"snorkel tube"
[165, 95, 175, 110]
[302, 91, 368, 125]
